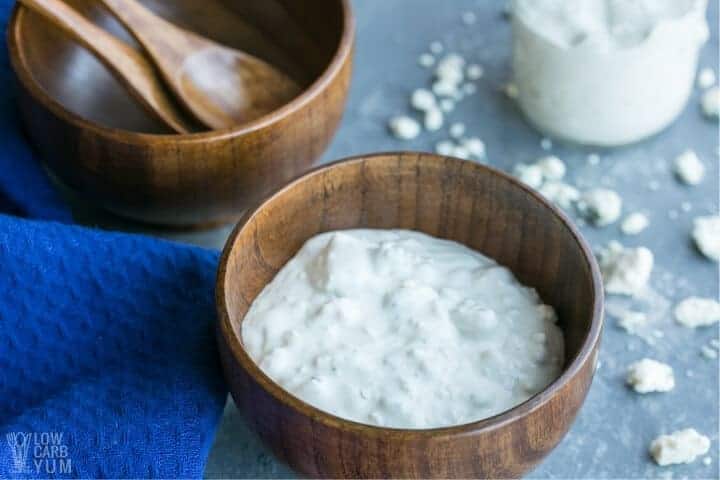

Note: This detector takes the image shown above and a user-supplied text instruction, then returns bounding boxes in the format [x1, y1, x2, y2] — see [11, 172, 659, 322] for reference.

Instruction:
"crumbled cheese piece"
[703, 456, 712, 466]
[587, 153, 600, 165]
[432, 54, 466, 100]
[462, 83, 477, 95]
[701, 86, 719, 118]
[692, 215, 720, 261]
[536, 155, 566, 181]
[436, 137, 485, 160]
[701, 345, 718, 359]
[436, 54, 465, 82]
[435, 140, 455, 156]
[698, 68, 716, 89]
[626, 359, 674, 393]
[650, 429, 710, 466]
[461, 137, 486, 159]
[418, 53, 435, 68]
[681, 201, 692, 212]
[598, 241, 654, 296]
[410, 88, 437, 112]
[617, 310, 648, 334]
[673, 149, 705, 185]
[433, 80, 458, 97]
[512, 155, 571, 198]
[449, 122, 466, 139]
[578, 189, 623, 226]
[462, 11, 477, 25]
[429, 41, 444, 54]
[424, 108, 444, 131]
[439, 99, 455, 112]
[504, 83, 519, 99]
[513, 163, 544, 189]
[466, 64, 484, 80]
[621, 213, 650, 235]
[648, 180, 660, 191]
[540, 138, 553, 150]
[539, 181, 580, 209]
[388, 116, 421, 140]
[452, 146, 470, 160]
[674, 297, 720, 328]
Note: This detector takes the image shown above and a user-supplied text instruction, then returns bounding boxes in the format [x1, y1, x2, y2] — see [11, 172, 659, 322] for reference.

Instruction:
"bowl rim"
[216, 152, 604, 438]
[7, 0, 355, 143]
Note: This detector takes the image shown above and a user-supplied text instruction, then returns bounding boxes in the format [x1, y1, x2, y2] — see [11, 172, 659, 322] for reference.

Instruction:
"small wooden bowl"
[217, 153, 604, 479]
[7, 0, 354, 226]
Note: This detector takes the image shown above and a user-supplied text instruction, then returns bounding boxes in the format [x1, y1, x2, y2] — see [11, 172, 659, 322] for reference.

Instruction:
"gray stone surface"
[71, 1, 719, 478]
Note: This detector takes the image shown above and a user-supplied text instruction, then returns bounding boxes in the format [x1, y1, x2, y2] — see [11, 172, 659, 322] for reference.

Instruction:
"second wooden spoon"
[100, 0, 304, 130]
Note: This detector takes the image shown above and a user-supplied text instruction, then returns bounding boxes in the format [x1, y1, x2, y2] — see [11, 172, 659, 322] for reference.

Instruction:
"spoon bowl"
[100, 0, 303, 130]
[178, 47, 302, 128]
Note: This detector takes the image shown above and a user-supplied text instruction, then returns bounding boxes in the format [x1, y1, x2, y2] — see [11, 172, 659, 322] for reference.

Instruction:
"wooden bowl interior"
[222, 154, 598, 374]
[12, 0, 345, 133]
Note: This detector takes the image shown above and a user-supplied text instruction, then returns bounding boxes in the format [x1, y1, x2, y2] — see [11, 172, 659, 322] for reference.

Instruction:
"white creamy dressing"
[512, 0, 709, 145]
[242, 229, 565, 429]
[514, 0, 703, 50]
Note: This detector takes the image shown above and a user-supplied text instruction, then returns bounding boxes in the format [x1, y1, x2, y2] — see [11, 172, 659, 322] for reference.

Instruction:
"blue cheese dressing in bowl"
[241, 229, 565, 429]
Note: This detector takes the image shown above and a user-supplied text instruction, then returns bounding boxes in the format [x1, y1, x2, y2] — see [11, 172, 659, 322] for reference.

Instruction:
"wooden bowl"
[217, 153, 604, 479]
[7, 0, 353, 226]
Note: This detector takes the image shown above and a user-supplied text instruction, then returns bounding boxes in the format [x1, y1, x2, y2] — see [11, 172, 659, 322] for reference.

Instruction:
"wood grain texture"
[7, 0, 353, 226]
[18, 0, 196, 134]
[99, 0, 302, 130]
[216, 153, 605, 479]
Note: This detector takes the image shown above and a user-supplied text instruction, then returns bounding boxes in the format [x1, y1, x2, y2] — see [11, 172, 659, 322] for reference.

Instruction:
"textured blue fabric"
[0, 1, 228, 477]
[0, 216, 226, 479]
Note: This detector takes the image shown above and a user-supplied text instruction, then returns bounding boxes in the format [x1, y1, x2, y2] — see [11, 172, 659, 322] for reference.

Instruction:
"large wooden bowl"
[217, 153, 604, 479]
[7, 0, 353, 226]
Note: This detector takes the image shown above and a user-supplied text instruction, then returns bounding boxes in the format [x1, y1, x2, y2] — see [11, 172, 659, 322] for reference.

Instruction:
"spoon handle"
[99, 0, 205, 68]
[18, 0, 194, 133]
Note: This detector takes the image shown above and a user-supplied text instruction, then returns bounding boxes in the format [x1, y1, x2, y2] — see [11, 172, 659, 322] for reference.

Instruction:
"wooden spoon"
[18, 0, 196, 134]
[99, 0, 304, 130]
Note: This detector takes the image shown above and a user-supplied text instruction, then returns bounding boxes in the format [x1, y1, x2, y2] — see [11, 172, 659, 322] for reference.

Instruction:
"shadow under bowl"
[216, 152, 604, 478]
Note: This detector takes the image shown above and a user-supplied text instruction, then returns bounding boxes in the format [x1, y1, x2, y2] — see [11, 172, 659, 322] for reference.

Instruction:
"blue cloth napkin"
[0, 1, 227, 477]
